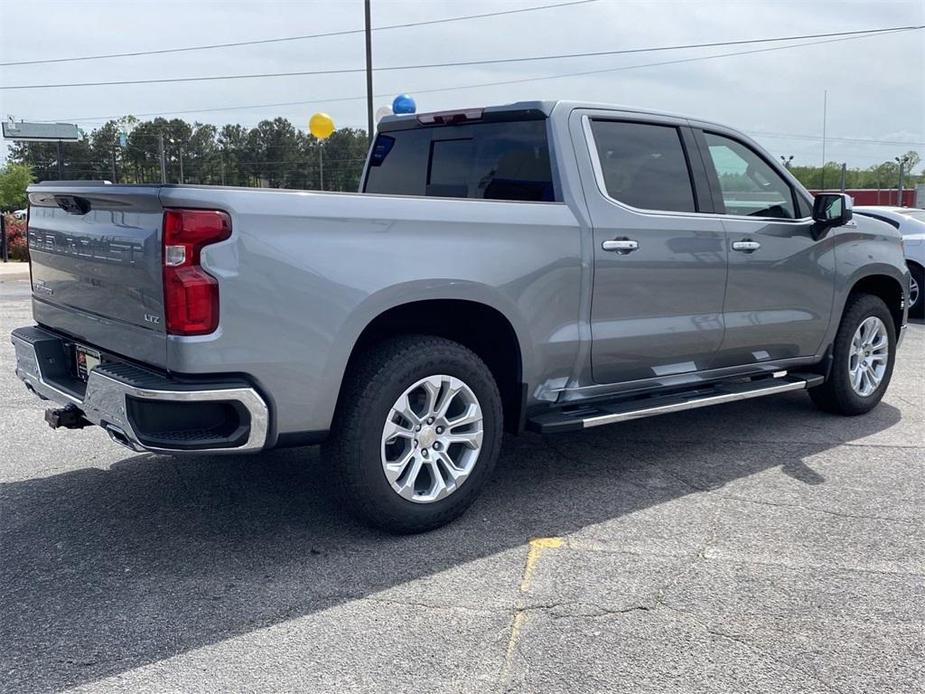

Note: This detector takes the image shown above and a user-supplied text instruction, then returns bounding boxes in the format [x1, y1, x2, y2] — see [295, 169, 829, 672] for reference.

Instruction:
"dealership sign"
[2, 121, 79, 141]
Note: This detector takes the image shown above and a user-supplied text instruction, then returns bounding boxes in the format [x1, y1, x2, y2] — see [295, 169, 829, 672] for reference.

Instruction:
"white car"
[853, 206, 925, 319]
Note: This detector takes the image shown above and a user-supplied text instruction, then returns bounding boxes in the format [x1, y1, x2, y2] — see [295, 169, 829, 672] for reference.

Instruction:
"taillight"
[162, 208, 231, 335]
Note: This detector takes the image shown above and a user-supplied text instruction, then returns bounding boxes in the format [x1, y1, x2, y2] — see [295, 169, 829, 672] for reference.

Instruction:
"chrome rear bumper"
[12, 325, 269, 454]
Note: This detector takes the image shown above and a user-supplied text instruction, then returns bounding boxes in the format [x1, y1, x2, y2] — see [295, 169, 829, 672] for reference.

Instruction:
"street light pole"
[364, 0, 374, 142]
[821, 89, 828, 189]
[780, 155, 793, 170]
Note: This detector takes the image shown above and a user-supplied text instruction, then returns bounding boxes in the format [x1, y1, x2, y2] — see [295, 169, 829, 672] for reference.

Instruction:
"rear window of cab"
[363, 120, 556, 202]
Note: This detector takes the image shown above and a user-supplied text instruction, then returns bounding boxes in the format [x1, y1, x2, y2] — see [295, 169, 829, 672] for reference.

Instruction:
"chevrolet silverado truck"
[12, 101, 910, 532]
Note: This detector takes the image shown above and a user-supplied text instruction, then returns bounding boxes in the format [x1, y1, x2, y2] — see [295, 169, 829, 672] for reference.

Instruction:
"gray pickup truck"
[12, 100, 910, 532]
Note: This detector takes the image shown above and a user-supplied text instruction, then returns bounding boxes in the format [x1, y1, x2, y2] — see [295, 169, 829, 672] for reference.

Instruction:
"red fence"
[809, 189, 916, 206]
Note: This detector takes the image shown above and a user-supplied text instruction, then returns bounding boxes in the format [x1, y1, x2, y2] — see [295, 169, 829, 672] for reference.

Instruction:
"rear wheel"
[323, 335, 503, 533]
[810, 294, 896, 415]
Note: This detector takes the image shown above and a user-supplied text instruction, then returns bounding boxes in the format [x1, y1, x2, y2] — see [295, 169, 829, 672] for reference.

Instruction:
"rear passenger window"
[589, 120, 696, 213]
[365, 120, 555, 201]
[703, 132, 795, 219]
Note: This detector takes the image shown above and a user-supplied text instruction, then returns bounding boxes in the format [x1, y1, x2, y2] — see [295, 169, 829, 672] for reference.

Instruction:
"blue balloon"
[392, 94, 416, 115]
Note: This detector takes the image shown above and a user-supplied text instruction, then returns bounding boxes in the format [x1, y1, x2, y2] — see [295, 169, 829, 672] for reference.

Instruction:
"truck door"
[572, 112, 729, 385]
[693, 128, 835, 367]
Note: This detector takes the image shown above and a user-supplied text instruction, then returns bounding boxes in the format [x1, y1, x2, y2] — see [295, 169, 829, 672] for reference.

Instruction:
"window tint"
[428, 139, 474, 197]
[704, 133, 795, 219]
[364, 120, 555, 201]
[589, 120, 696, 212]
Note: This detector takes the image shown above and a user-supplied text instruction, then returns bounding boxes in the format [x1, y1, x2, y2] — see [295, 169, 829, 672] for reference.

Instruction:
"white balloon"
[375, 106, 393, 123]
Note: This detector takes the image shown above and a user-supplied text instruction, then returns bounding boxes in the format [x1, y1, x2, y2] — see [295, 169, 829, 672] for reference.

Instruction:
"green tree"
[789, 152, 923, 191]
[0, 162, 34, 209]
[7, 115, 372, 191]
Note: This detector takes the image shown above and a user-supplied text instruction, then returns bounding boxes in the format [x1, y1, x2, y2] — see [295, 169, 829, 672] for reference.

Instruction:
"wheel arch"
[337, 296, 529, 434]
[845, 272, 906, 339]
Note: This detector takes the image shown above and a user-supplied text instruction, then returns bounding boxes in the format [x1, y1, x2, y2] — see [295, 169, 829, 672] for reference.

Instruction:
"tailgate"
[26, 183, 167, 368]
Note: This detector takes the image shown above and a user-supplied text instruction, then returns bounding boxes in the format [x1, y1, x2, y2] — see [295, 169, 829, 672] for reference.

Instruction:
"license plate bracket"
[74, 344, 101, 382]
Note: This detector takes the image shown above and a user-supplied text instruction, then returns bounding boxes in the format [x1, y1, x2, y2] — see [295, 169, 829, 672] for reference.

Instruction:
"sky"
[0, 0, 923, 170]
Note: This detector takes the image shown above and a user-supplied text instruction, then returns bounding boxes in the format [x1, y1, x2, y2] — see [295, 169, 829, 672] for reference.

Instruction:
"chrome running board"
[527, 372, 824, 434]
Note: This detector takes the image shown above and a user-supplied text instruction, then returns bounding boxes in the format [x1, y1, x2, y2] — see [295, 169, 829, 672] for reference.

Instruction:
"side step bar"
[527, 372, 824, 434]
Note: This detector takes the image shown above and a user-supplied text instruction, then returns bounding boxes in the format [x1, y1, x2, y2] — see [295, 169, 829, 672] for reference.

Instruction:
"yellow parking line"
[520, 536, 565, 593]
[499, 536, 565, 691]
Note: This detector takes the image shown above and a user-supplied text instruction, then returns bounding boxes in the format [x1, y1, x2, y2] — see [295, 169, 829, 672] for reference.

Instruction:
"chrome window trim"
[581, 115, 813, 225]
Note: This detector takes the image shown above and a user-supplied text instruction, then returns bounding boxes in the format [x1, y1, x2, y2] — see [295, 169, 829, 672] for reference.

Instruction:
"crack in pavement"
[656, 601, 851, 694]
[657, 465, 918, 524]
[716, 494, 917, 524]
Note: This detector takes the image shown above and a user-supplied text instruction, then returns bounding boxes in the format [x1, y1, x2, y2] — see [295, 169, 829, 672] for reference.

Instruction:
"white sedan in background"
[853, 206, 925, 319]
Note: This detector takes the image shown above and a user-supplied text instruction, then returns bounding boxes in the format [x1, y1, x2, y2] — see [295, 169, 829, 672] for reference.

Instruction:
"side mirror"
[812, 193, 853, 228]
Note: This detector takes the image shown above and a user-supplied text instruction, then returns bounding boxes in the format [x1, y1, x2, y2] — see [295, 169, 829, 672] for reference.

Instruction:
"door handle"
[602, 238, 639, 254]
[732, 239, 761, 253]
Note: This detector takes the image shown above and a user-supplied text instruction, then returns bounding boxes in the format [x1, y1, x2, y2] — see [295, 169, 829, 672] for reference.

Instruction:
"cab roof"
[377, 99, 731, 132]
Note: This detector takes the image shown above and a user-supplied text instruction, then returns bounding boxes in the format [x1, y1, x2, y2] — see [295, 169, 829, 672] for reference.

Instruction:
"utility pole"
[820, 89, 828, 190]
[839, 162, 847, 193]
[56, 140, 63, 179]
[895, 155, 908, 206]
[364, 0, 374, 142]
[178, 146, 184, 184]
[220, 155, 226, 186]
[111, 146, 117, 183]
[1, 213, 8, 262]
[158, 132, 167, 183]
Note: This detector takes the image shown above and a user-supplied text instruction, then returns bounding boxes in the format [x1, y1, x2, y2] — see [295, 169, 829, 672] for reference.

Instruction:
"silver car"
[853, 206, 925, 318]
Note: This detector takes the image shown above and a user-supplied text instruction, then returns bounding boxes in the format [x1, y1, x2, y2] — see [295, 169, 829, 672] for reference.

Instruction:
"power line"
[0, 0, 600, 67]
[751, 131, 924, 147]
[2, 25, 921, 91]
[23, 28, 924, 151]
[19, 124, 921, 149]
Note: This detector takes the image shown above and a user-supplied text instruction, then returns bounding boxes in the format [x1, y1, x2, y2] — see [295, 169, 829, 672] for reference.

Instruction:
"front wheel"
[323, 335, 503, 534]
[909, 263, 923, 320]
[810, 294, 897, 415]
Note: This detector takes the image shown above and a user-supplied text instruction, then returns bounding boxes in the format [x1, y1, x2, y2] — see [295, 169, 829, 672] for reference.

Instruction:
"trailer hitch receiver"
[45, 405, 92, 430]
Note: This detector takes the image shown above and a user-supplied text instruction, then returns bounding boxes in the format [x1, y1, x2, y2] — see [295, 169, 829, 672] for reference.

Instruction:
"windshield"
[900, 209, 925, 222]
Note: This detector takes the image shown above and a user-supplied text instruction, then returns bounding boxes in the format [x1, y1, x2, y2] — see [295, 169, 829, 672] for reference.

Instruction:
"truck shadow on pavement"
[0, 392, 904, 692]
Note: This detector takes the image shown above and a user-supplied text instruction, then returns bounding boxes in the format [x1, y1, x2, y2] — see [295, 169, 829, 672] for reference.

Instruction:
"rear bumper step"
[12, 325, 269, 454]
[527, 372, 824, 434]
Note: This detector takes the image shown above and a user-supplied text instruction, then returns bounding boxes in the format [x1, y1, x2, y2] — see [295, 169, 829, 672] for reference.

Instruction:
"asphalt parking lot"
[1, 269, 922, 694]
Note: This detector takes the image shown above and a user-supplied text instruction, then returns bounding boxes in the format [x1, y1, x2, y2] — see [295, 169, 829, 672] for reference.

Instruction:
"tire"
[322, 335, 503, 534]
[909, 263, 924, 320]
[810, 294, 896, 416]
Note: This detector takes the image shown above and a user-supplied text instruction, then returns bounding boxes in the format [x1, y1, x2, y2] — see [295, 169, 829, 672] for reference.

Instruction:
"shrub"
[3, 214, 28, 261]
[0, 163, 33, 210]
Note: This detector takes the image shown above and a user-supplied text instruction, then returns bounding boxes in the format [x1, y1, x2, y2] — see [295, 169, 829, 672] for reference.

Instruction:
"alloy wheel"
[380, 375, 483, 503]
[848, 316, 889, 397]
